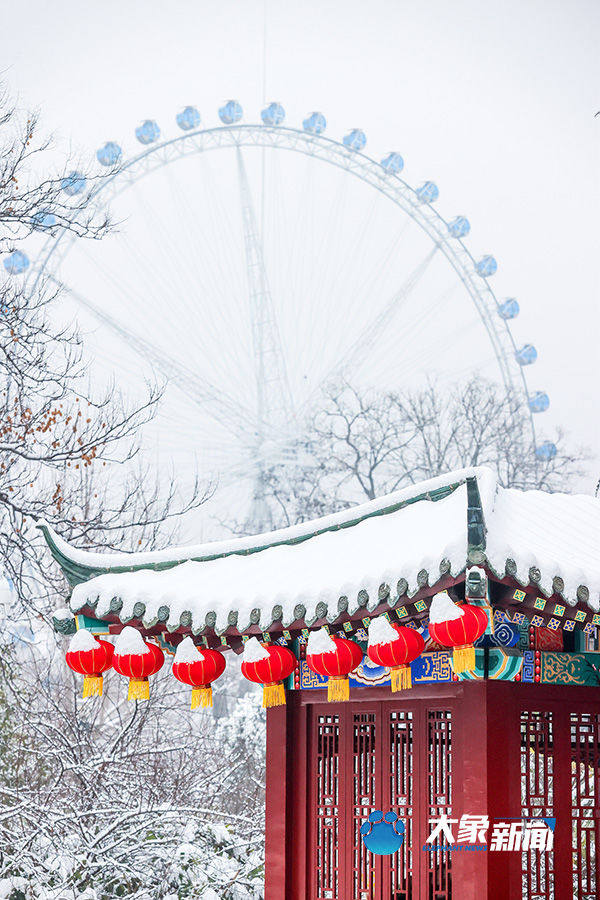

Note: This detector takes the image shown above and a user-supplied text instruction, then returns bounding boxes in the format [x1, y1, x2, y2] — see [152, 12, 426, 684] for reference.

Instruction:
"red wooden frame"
[266, 682, 600, 900]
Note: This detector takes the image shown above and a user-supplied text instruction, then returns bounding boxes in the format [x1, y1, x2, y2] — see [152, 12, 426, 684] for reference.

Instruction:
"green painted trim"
[466, 475, 486, 562]
[75, 615, 112, 635]
[52, 614, 76, 635]
[39, 480, 465, 587]
[37, 523, 107, 587]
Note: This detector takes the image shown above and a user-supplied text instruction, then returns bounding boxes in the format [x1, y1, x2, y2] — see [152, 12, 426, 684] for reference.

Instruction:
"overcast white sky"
[3, 0, 599, 499]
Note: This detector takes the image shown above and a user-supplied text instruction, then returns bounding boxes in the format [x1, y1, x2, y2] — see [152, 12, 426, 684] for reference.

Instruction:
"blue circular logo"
[360, 811, 405, 855]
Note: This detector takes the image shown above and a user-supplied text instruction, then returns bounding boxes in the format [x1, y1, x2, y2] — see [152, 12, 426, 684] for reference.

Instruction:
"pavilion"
[44, 466, 600, 900]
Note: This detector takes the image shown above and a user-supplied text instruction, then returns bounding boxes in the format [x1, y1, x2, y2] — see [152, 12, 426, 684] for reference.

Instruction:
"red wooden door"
[308, 700, 455, 900]
[514, 699, 600, 900]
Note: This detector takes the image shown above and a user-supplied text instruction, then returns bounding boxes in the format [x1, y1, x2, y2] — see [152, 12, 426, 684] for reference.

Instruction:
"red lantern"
[367, 616, 425, 691]
[112, 626, 165, 700]
[427, 592, 488, 674]
[172, 637, 226, 709]
[241, 637, 297, 707]
[306, 628, 363, 702]
[65, 630, 114, 698]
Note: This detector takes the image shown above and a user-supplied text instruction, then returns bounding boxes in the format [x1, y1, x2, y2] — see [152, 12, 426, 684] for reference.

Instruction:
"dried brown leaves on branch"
[0, 90, 211, 617]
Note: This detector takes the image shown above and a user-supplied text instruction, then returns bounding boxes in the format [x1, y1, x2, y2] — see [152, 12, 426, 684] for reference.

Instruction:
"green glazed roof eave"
[40, 466, 600, 635]
[38, 473, 468, 587]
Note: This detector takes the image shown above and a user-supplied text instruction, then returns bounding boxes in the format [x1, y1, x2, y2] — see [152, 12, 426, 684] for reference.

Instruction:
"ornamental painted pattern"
[475, 621, 520, 648]
[532, 627, 563, 651]
[413, 651, 452, 682]
[522, 651, 535, 682]
[298, 651, 454, 689]
[352, 659, 391, 687]
[540, 652, 600, 686]
[458, 648, 523, 682]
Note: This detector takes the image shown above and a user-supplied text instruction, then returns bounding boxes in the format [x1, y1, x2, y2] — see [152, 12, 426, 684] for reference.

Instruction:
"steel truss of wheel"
[23, 111, 549, 495]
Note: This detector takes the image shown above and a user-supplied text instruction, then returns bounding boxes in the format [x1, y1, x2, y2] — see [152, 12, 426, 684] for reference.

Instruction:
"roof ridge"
[38, 469, 487, 586]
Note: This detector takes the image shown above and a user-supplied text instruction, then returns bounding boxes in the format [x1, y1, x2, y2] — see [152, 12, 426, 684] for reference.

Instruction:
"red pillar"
[265, 703, 289, 899]
[450, 681, 490, 899]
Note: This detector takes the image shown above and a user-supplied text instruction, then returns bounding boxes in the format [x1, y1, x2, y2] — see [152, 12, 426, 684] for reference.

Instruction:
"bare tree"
[237, 378, 587, 531]
[0, 90, 255, 900]
[0, 90, 211, 620]
[0, 88, 111, 251]
[0, 639, 264, 899]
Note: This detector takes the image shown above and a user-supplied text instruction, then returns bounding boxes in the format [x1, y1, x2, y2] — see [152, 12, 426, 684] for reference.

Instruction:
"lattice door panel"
[388, 710, 414, 900]
[520, 710, 555, 900]
[315, 713, 340, 900]
[309, 703, 454, 900]
[570, 712, 600, 900]
[425, 711, 453, 900]
[352, 712, 378, 900]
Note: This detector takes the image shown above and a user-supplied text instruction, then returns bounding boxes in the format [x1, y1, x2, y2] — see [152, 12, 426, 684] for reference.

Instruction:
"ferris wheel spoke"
[296, 243, 439, 415]
[236, 147, 294, 437]
[24, 110, 539, 536]
[52, 279, 257, 440]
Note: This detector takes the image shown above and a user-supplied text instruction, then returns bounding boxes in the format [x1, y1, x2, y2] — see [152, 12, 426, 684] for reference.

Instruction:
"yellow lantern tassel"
[82, 675, 103, 699]
[327, 675, 350, 702]
[262, 682, 286, 708]
[391, 665, 412, 692]
[128, 677, 150, 701]
[191, 686, 213, 709]
[452, 644, 476, 674]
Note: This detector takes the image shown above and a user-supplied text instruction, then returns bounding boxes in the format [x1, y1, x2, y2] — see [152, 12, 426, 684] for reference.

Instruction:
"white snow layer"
[484, 485, 600, 610]
[368, 615, 399, 647]
[174, 636, 205, 663]
[242, 636, 270, 662]
[69, 629, 101, 652]
[53, 607, 74, 620]
[44, 467, 478, 569]
[307, 627, 337, 655]
[114, 626, 150, 656]
[429, 592, 464, 623]
[65, 466, 600, 631]
[70, 473, 469, 633]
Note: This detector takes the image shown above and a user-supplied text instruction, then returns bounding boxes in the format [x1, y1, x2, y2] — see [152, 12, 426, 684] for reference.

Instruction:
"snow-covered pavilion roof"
[40, 467, 600, 637]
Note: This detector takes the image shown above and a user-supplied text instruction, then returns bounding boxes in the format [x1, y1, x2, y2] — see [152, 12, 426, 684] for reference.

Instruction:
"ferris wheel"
[10, 100, 553, 533]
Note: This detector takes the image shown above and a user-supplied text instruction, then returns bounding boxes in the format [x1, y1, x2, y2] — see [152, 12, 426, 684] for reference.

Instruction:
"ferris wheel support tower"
[236, 147, 295, 532]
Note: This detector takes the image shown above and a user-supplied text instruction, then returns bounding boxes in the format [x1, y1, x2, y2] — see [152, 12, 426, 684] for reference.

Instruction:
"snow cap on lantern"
[305, 627, 363, 702]
[427, 592, 488, 674]
[368, 615, 400, 646]
[241, 637, 297, 708]
[367, 615, 425, 691]
[172, 637, 226, 710]
[174, 636, 204, 664]
[112, 626, 164, 701]
[65, 629, 114, 698]
[429, 592, 465, 624]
